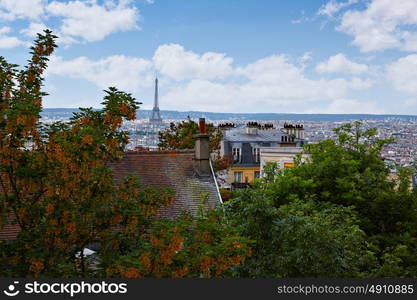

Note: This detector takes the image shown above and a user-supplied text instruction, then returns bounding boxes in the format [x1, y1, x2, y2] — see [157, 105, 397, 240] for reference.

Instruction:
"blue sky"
[1, 0, 417, 114]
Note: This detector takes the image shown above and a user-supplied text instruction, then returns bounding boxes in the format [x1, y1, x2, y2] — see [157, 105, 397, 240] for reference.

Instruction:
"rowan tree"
[0, 31, 250, 277]
[108, 209, 250, 278]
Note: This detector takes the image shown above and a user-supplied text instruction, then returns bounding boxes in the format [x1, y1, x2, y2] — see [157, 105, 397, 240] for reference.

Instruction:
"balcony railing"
[231, 182, 251, 189]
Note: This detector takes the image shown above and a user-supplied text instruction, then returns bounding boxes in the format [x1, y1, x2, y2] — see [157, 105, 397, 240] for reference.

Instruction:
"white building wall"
[260, 147, 309, 175]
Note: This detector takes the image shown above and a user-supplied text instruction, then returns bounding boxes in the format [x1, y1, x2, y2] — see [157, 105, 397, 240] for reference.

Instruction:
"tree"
[108, 209, 250, 278]
[158, 117, 222, 152]
[226, 122, 417, 277]
[0, 31, 250, 277]
[227, 187, 373, 277]
[266, 121, 417, 237]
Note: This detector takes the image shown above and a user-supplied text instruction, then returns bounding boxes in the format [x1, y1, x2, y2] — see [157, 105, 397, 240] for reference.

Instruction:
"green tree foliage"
[0, 31, 250, 277]
[263, 122, 417, 236]
[227, 190, 373, 277]
[227, 121, 417, 277]
[158, 117, 222, 151]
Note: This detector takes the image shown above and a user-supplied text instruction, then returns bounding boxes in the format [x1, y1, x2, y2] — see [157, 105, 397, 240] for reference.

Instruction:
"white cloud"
[45, 45, 375, 113]
[0, 26, 28, 49]
[312, 98, 382, 114]
[298, 52, 313, 70]
[338, 0, 417, 52]
[153, 44, 234, 81]
[162, 53, 374, 112]
[46, 0, 139, 43]
[316, 53, 369, 74]
[0, 0, 140, 45]
[20, 22, 48, 38]
[317, 0, 358, 18]
[237, 55, 302, 84]
[162, 80, 241, 111]
[48, 55, 153, 92]
[299, 52, 312, 64]
[387, 54, 417, 94]
[404, 98, 417, 107]
[0, 0, 46, 21]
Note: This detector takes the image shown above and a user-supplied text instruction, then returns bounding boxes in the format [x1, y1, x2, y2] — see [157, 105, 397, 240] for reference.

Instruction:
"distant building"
[260, 146, 309, 175]
[149, 77, 163, 124]
[219, 122, 306, 188]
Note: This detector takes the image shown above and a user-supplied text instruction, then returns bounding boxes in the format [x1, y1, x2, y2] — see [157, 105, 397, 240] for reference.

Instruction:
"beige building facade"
[260, 147, 309, 175]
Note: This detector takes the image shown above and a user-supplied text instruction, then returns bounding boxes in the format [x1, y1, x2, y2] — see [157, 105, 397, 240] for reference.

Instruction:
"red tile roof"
[108, 150, 221, 219]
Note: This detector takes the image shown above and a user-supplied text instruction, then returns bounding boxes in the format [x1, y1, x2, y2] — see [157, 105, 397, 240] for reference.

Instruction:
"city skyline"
[1, 0, 417, 114]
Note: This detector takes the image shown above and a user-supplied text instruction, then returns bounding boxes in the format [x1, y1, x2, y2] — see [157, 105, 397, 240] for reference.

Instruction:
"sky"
[1, 0, 417, 114]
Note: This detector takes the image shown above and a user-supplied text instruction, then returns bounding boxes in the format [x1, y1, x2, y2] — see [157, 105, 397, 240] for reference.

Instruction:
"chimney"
[246, 127, 258, 135]
[294, 124, 304, 139]
[245, 122, 258, 135]
[199, 118, 206, 134]
[194, 118, 210, 176]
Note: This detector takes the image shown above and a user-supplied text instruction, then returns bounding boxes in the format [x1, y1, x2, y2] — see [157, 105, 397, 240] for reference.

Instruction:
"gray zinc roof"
[223, 127, 288, 142]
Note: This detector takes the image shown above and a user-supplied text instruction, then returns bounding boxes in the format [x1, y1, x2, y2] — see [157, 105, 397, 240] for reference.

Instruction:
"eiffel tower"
[149, 77, 162, 124]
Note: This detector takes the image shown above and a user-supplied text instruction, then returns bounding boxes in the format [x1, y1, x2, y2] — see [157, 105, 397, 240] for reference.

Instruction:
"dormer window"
[252, 147, 260, 163]
[232, 147, 241, 163]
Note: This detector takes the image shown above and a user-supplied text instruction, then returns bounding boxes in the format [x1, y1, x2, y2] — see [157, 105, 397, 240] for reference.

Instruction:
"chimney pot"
[199, 118, 206, 134]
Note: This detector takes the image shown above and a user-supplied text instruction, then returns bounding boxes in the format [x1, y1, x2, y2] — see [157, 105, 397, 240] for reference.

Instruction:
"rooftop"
[108, 150, 221, 219]
[223, 127, 288, 142]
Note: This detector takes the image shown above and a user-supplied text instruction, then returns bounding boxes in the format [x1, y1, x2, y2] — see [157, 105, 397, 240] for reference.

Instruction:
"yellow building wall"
[228, 166, 260, 184]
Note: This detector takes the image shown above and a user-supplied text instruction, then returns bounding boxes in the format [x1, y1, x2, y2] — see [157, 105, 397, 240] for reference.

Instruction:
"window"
[254, 171, 260, 179]
[252, 147, 260, 163]
[234, 171, 243, 183]
[232, 147, 241, 163]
